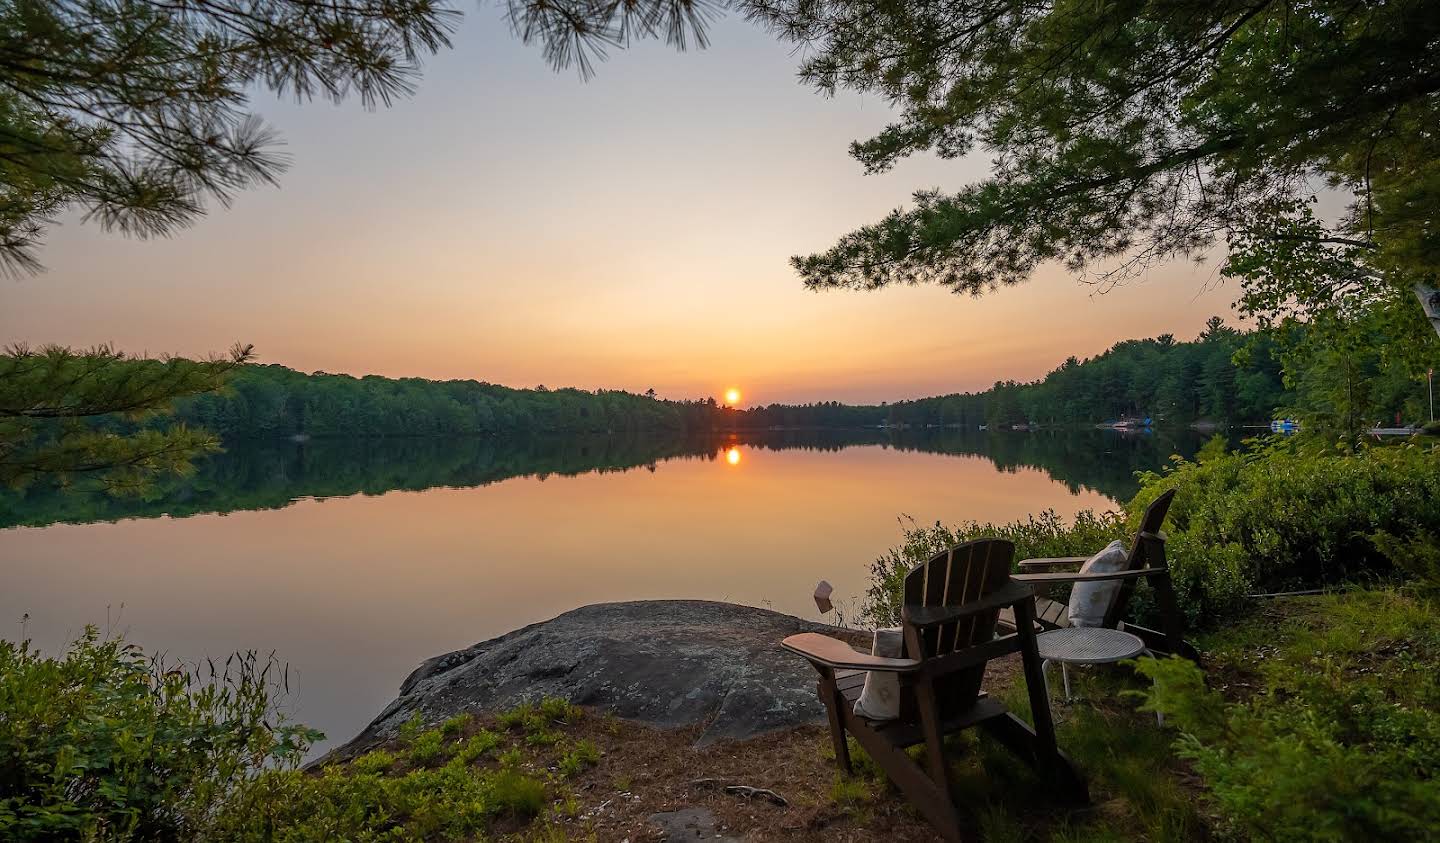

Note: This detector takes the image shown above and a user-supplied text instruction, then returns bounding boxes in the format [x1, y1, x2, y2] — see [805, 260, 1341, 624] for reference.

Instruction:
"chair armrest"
[1013, 567, 1163, 585]
[1016, 556, 1088, 570]
[780, 633, 920, 673]
[902, 580, 1035, 628]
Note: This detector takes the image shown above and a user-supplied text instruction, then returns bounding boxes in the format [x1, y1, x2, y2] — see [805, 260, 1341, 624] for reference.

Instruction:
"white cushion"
[1066, 540, 1129, 627]
[853, 627, 904, 720]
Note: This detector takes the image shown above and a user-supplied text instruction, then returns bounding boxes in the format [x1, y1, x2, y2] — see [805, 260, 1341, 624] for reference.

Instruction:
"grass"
[407, 728, 447, 765]
[210, 698, 587, 840]
[557, 740, 600, 778]
[829, 774, 873, 808]
[1136, 588, 1440, 840]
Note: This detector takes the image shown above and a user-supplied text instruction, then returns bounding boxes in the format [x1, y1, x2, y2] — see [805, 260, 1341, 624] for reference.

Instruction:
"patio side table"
[1036, 627, 1160, 723]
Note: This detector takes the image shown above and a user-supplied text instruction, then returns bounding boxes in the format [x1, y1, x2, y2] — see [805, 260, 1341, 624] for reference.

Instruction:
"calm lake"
[0, 429, 1212, 755]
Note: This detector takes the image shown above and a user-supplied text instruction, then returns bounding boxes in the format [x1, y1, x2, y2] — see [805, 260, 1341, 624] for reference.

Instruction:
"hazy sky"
[2, 13, 1237, 405]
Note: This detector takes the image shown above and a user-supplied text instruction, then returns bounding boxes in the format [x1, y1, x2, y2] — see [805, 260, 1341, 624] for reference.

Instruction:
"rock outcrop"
[322, 600, 857, 763]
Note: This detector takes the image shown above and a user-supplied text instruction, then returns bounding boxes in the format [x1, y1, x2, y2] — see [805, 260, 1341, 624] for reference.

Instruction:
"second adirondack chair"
[998, 489, 1198, 661]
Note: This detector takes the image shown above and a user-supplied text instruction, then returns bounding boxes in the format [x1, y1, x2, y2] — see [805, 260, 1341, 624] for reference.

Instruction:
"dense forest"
[166, 366, 701, 437]
[141, 318, 1425, 439]
[882, 317, 1289, 429]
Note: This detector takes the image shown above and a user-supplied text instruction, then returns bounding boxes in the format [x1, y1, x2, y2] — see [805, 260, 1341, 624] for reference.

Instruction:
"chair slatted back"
[1103, 489, 1177, 628]
[902, 539, 1015, 717]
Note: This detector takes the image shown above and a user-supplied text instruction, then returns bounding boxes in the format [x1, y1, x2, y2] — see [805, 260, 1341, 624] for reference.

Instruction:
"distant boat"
[1270, 419, 1300, 433]
[977, 424, 988, 431]
[1368, 426, 1420, 436]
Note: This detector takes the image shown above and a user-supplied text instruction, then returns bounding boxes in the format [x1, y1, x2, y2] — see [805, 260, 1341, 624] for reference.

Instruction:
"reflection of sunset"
[724, 388, 741, 405]
[725, 447, 741, 466]
[0, 443, 1114, 749]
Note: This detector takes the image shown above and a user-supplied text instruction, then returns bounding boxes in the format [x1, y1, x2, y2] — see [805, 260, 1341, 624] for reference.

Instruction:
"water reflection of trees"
[0, 430, 1216, 528]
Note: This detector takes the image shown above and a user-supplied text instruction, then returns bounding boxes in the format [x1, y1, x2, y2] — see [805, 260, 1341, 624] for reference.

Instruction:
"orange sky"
[0, 15, 1237, 404]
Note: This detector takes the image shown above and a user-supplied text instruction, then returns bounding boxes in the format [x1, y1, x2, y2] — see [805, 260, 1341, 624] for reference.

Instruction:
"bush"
[215, 759, 549, 840]
[861, 509, 1127, 626]
[1371, 529, 1440, 595]
[212, 703, 556, 840]
[557, 740, 600, 777]
[537, 696, 582, 725]
[1133, 437, 1440, 624]
[0, 629, 320, 841]
[406, 728, 447, 766]
[1135, 590, 1440, 840]
[439, 712, 472, 736]
[453, 730, 503, 765]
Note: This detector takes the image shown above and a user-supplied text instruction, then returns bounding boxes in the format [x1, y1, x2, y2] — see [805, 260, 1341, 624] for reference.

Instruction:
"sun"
[724, 388, 741, 405]
[725, 447, 741, 466]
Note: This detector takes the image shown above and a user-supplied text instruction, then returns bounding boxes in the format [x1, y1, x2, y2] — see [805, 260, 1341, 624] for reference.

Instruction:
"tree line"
[734, 318, 1291, 429]
[130, 317, 1391, 441]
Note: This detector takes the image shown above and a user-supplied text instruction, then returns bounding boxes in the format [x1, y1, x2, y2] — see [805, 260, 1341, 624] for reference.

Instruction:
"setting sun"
[724, 388, 741, 405]
[725, 447, 741, 466]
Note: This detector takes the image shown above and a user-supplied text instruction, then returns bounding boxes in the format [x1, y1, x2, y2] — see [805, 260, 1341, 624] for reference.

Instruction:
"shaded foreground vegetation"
[1139, 590, 1440, 840]
[4, 588, 1433, 841]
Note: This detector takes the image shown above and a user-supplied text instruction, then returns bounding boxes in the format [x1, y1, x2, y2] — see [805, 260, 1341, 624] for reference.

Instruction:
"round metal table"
[1036, 627, 1148, 706]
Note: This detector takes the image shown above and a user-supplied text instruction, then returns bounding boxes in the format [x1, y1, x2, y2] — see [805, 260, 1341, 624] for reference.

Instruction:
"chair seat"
[998, 597, 1070, 632]
[832, 670, 1006, 750]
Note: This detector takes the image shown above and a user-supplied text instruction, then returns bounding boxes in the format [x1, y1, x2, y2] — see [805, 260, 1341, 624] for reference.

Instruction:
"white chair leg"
[1041, 659, 1052, 700]
[1061, 662, 1072, 701]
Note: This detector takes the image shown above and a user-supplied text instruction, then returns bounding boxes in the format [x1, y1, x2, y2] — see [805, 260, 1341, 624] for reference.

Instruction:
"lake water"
[0, 429, 1210, 755]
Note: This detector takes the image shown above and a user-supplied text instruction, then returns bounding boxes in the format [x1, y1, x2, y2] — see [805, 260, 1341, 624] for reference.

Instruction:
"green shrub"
[215, 758, 549, 840]
[484, 769, 547, 818]
[1135, 590, 1440, 840]
[1132, 437, 1440, 624]
[439, 711, 473, 736]
[349, 749, 397, 776]
[453, 730, 503, 765]
[407, 728, 447, 766]
[557, 739, 601, 777]
[397, 710, 425, 741]
[498, 702, 535, 730]
[861, 509, 1127, 626]
[1371, 528, 1440, 595]
[0, 628, 320, 841]
[537, 696, 582, 724]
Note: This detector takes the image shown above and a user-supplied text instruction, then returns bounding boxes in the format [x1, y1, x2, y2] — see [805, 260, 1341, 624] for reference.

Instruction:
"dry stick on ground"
[690, 778, 789, 807]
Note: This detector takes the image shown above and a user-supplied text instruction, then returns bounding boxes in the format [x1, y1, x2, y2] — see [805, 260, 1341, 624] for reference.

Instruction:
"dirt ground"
[543, 655, 1027, 841]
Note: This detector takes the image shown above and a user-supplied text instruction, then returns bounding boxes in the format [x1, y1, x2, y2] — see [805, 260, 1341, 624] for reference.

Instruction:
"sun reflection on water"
[725, 447, 741, 466]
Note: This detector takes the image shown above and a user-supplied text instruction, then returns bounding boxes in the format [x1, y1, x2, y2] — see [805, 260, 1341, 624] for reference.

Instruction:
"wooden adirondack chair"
[782, 538, 1087, 841]
[999, 489, 1198, 661]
